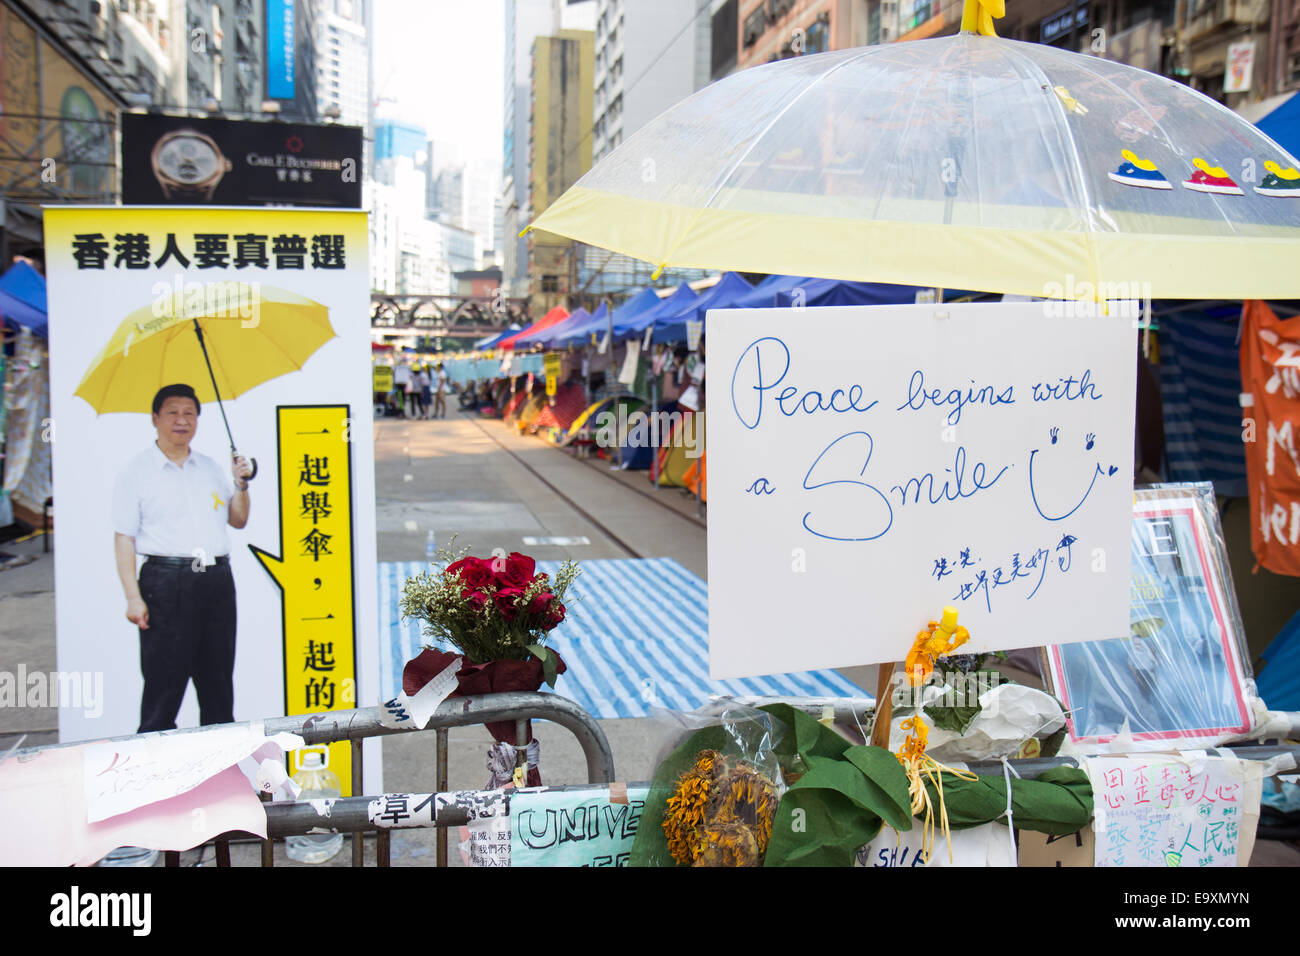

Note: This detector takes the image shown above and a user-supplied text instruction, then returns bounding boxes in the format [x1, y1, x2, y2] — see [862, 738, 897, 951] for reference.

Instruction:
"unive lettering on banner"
[708, 304, 1137, 679]
[1086, 755, 1253, 867]
[509, 786, 648, 867]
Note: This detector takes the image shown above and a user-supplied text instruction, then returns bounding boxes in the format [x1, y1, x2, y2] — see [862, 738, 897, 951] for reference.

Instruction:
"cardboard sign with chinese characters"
[707, 303, 1136, 678]
[1086, 754, 1264, 867]
[45, 207, 381, 795]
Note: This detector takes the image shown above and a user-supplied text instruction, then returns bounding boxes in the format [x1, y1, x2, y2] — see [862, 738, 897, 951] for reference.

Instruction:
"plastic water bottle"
[286, 751, 343, 864]
[426, 530, 436, 558]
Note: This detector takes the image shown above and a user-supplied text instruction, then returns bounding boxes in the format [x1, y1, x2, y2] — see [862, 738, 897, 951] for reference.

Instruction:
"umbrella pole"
[191, 319, 257, 480]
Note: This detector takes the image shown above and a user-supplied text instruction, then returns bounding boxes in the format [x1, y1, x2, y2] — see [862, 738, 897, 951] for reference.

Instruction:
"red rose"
[494, 587, 525, 620]
[495, 552, 537, 589]
[447, 557, 494, 590]
[463, 590, 489, 612]
[527, 592, 556, 616]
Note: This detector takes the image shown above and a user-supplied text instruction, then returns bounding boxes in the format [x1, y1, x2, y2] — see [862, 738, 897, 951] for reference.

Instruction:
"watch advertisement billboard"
[120, 113, 362, 208]
[44, 206, 381, 795]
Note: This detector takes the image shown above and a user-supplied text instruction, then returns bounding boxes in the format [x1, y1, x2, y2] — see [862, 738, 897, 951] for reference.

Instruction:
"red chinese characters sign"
[1241, 300, 1300, 576]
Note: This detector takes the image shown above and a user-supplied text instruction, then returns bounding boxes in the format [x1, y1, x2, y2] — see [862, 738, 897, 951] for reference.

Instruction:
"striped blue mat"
[378, 558, 865, 719]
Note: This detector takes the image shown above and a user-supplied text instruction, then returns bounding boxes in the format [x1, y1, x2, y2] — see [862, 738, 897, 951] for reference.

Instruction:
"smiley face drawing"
[1028, 428, 1119, 521]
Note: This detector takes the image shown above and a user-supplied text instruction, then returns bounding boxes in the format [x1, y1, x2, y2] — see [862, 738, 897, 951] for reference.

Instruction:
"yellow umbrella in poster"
[75, 282, 336, 476]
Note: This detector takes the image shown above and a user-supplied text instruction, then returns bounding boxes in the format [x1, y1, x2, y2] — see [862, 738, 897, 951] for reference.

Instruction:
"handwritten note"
[1086, 755, 1252, 867]
[707, 303, 1136, 678]
[510, 785, 647, 867]
[83, 724, 304, 823]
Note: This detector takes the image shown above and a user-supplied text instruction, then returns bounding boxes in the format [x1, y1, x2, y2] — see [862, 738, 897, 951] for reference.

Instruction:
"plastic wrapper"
[631, 703, 787, 867]
[1043, 482, 1274, 753]
[887, 682, 1067, 762]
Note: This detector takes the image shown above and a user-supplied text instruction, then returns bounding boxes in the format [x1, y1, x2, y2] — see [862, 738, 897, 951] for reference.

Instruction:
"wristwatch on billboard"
[150, 129, 232, 200]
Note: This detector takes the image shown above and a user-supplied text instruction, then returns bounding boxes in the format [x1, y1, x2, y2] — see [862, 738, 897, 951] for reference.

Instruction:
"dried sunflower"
[662, 749, 777, 867]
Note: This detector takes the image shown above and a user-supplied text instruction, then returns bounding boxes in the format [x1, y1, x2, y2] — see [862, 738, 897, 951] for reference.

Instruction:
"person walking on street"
[113, 384, 253, 732]
[393, 360, 412, 418]
[434, 363, 449, 419]
[418, 365, 433, 419]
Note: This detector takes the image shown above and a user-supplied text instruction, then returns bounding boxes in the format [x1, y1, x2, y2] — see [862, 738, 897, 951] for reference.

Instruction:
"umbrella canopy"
[649, 272, 754, 345]
[530, 30, 1300, 300]
[75, 283, 335, 414]
[497, 305, 568, 350]
[0, 261, 48, 338]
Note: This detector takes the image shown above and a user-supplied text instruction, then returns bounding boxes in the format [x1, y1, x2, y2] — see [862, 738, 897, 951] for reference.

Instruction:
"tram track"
[463, 414, 651, 559]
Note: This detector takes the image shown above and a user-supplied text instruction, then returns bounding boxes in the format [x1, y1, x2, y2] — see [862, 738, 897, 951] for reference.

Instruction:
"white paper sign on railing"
[706, 303, 1137, 679]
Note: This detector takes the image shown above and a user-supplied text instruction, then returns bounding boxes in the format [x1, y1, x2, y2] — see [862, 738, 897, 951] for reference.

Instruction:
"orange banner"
[1241, 300, 1300, 576]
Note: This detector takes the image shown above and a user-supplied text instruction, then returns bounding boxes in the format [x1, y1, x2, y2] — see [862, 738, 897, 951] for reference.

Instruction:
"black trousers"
[137, 560, 236, 733]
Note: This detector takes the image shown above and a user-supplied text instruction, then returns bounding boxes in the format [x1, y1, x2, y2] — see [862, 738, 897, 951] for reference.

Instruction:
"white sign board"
[707, 303, 1136, 679]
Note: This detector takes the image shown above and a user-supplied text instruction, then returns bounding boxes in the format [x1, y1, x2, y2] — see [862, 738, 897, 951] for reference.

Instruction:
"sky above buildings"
[371, 0, 505, 171]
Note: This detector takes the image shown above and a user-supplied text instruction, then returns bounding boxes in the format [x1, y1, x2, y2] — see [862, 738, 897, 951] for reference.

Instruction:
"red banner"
[1241, 300, 1300, 576]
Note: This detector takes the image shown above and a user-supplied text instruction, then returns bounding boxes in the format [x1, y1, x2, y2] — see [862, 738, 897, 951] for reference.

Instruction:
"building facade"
[313, 0, 368, 126]
[503, 0, 556, 300]
[527, 28, 594, 313]
[591, 0, 704, 161]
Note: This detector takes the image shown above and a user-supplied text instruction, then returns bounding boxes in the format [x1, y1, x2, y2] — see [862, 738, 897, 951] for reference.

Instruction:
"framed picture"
[1043, 483, 1256, 751]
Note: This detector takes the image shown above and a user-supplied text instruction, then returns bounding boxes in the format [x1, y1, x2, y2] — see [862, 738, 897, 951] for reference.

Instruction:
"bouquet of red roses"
[399, 541, 579, 687]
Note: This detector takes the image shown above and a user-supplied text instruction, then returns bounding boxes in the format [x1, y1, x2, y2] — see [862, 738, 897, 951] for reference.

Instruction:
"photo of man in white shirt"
[112, 383, 253, 732]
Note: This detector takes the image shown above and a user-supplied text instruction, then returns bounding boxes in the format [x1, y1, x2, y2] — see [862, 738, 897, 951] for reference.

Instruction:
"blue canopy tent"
[535, 303, 609, 349]
[516, 307, 590, 349]
[772, 277, 927, 309]
[649, 272, 754, 345]
[1256, 609, 1300, 712]
[1252, 91, 1300, 163]
[474, 326, 521, 350]
[0, 261, 48, 339]
[613, 281, 698, 343]
[549, 298, 626, 349]
[730, 274, 808, 309]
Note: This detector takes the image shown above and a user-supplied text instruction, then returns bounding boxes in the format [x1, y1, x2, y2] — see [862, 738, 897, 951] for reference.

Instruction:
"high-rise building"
[591, 0, 709, 162]
[528, 28, 594, 312]
[313, 0, 369, 126]
[375, 119, 428, 161]
[503, 0, 556, 300]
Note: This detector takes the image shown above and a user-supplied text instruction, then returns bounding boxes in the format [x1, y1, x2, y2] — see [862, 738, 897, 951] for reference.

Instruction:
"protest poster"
[44, 207, 381, 794]
[510, 785, 648, 867]
[1044, 484, 1255, 750]
[706, 303, 1136, 678]
[1085, 753, 1264, 867]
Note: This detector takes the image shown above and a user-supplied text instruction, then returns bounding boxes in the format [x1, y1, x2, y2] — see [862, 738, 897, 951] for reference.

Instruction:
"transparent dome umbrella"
[528, 3, 1300, 301]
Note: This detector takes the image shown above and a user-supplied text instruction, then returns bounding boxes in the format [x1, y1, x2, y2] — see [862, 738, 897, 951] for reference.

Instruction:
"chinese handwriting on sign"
[935, 534, 1078, 612]
[71, 233, 347, 270]
[1094, 758, 1243, 868]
